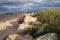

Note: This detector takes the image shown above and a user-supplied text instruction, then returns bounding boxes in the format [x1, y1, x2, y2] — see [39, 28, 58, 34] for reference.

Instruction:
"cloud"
[0, 0, 60, 13]
[0, 0, 45, 3]
[0, 0, 60, 3]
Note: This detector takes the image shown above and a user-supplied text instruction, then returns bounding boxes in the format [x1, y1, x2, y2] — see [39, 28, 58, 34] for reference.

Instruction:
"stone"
[18, 17, 24, 24]
[35, 33, 58, 40]
[0, 19, 18, 30]
[6, 34, 33, 40]
[33, 24, 48, 37]
[36, 23, 48, 33]
[23, 34, 33, 40]
[24, 15, 37, 24]
[0, 19, 18, 40]
[6, 34, 20, 40]
[18, 24, 33, 31]
[30, 21, 41, 26]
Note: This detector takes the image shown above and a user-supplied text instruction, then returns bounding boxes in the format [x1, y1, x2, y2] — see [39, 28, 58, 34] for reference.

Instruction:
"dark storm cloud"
[0, 0, 60, 13]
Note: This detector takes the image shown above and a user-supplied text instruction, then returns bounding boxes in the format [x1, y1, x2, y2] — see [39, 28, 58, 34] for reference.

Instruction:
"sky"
[0, 0, 60, 13]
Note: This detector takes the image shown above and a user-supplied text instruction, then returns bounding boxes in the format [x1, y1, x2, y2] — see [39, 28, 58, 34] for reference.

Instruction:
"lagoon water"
[0, 0, 60, 14]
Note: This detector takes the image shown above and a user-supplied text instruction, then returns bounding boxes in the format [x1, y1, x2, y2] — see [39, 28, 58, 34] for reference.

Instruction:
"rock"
[23, 34, 33, 40]
[0, 19, 18, 30]
[39, 24, 48, 32]
[18, 24, 33, 31]
[6, 34, 33, 40]
[33, 23, 48, 37]
[24, 15, 37, 24]
[30, 21, 41, 26]
[0, 19, 18, 40]
[18, 17, 24, 24]
[36, 23, 48, 33]
[6, 34, 22, 40]
[35, 33, 58, 40]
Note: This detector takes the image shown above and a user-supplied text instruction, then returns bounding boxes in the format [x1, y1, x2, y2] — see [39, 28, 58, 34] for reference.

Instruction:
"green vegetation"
[44, 24, 60, 35]
[32, 9, 60, 26]
[32, 8, 60, 26]
[44, 25, 57, 33]
[32, 8, 60, 35]
[25, 25, 39, 37]
[24, 8, 60, 38]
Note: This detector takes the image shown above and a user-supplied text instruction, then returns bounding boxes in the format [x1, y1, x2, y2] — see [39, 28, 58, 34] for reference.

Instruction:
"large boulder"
[33, 24, 48, 37]
[6, 34, 33, 40]
[35, 33, 58, 40]
[24, 15, 37, 24]
[18, 24, 33, 31]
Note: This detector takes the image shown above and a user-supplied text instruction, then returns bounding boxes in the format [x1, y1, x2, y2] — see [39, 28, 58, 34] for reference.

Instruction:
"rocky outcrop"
[24, 15, 37, 24]
[18, 24, 33, 31]
[0, 19, 18, 40]
[0, 14, 42, 40]
[35, 33, 58, 40]
[17, 15, 41, 31]
[6, 34, 33, 40]
[32, 23, 48, 37]
[0, 19, 18, 30]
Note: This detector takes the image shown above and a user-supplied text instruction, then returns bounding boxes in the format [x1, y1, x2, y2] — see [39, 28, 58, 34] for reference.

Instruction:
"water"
[0, 0, 60, 14]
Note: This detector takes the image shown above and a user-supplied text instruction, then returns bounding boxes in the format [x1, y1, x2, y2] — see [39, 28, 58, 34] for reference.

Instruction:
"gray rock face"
[0, 20, 18, 40]
[36, 33, 58, 40]
[6, 34, 33, 40]
[33, 24, 48, 37]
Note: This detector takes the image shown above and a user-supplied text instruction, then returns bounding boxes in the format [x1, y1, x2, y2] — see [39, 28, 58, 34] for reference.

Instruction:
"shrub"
[44, 24, 60, 35]
[44, 25, 57, 33]
[56, 27, 60, 35]
[25, 25, 39, 37]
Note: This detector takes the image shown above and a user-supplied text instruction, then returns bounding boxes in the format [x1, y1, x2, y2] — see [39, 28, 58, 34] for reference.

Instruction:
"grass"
[24, 25, 39, 37]
[33, 9, 60, 23]
[31, 8, 60, 36]
[32, 8, 60, 26]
